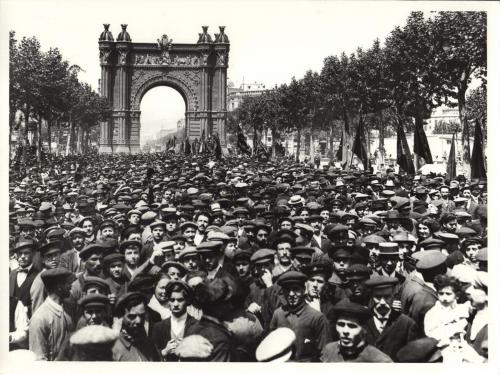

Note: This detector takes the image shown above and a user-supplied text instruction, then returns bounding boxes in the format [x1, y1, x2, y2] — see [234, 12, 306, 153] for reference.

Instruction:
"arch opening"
[139, 85, 186, 151]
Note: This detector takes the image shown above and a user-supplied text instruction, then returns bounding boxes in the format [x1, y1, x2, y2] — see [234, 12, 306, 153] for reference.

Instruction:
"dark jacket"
[185, 316, 235, 362]
[9, 266, 39, 317]
[408, 283, 438, 333]
[364, 312, 420, 361]
[151, 315, 197, 361]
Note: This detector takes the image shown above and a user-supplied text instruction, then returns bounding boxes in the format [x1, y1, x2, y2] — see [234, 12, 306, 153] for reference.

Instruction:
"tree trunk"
[47, 117, 52, 154]
[378, 111, 385, 167]
[23, 104, 30, 162]
[271, 126, 277, 159]
[9, 108, 15, 159]
[76, 123, 83, 154]
[329, 121, 334, 158]
[65, 115, 73, 156]
[295, 127, 301, 162]
[309, 131, 314, 161]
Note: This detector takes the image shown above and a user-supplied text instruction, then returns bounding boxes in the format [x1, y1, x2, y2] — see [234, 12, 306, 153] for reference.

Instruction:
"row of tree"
[9, 31, 109, 162]
[230, 11, 487, 168]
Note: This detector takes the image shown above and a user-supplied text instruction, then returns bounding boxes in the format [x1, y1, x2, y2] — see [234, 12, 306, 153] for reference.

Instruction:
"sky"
[0, 0, 495, 142]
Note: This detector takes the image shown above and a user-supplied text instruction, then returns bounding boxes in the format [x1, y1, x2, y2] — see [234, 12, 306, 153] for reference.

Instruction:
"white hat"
[256, 328, 296, 362]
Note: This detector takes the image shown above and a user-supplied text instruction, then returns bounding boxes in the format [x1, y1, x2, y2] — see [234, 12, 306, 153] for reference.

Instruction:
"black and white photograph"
[1, 0, 498, 369]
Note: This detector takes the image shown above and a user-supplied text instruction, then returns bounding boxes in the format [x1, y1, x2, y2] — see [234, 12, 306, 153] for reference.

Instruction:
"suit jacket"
[400, 272, 425, 315]
[364, 313, 420, 361]
[9, 266, 39, 316]
[408, 283, 437, 333]
[151, 315, 197, 361]
[466, 200, 479, 219]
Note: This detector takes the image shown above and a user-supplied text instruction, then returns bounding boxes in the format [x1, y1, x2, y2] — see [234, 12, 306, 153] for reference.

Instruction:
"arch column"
[114, 41, 131, 153]
[98, 40, 114, 153]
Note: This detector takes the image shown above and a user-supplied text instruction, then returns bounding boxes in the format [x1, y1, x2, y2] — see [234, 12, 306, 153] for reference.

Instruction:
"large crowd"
[8, 152, 488, 362]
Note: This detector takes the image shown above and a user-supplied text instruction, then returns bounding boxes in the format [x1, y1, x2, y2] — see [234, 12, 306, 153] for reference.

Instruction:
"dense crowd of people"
[8, 152, 488, 362]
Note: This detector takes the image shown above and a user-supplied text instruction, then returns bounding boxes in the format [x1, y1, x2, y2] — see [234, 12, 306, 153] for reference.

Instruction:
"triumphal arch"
[97, 24, 229, 153]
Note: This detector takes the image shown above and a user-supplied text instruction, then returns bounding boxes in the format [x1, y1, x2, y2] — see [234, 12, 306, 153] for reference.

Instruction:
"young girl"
[424, 275, 470, 345]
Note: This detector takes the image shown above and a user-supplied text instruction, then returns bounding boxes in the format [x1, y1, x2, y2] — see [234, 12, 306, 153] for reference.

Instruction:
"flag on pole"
[446, 132, 457, 179]
[351, 118, 369, 170]
[413, 117, 433, 171]
[396, 121, 415, 174]
[213, 133, 222, 160]
[471, 119, 487, 179]
[199, 129, 206, 154]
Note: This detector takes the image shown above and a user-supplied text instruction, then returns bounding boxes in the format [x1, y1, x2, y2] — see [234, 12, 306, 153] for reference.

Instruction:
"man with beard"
[253, 223, 272, 249]
[321, 299, 392, 362]
[194, 212, 211, 246]
[151, 281, 197, 361]
[29, 268, 76, 360]
[363, 275, 419, 361]
[112, 292, 161, 361]
[60, 227, 87, 273]
[70, 244, 105, 302]
[30, 241, 65, 314]
[439, 186, 456, 213]
[246, 249, 275, 320]
[269, 271, 332, 362]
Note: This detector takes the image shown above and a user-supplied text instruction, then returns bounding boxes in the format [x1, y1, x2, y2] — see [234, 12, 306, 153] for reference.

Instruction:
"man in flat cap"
[321, 299, 392, 362]
[70, 243, 105, 302]
[29, 268, 76, 360]
[56, 293, 112, 360]
[112, 292, 161, 361]
[30, 240, 65, 314]
[363, 275, 419, 360]
[269, 271, 332, 362]
[60, 227, 87, 273]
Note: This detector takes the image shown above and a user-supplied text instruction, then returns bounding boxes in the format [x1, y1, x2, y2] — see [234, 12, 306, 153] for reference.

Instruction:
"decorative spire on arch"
[99, 24, 114, 41]
[197, 26, 213, 43]
[117, 24, 131, 42]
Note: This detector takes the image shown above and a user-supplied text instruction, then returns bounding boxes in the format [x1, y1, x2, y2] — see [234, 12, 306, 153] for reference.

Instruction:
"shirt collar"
[171, 312, 188, 324]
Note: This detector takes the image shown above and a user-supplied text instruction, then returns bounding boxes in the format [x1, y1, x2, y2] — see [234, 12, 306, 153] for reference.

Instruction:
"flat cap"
[149, 220, 167, 230]
[83, 276, 110, 292]
[115, 292, 147, 316]
[99, 219, 116, 231]
[345, 264, 372, 280]
[277, 270, 307, 287]
[103, 252, 125, 265]
[162, 261, 188, 277]
[362, 234, 386, 245]
[154, 241, 176, 253]
[250, 248, 275, 264]
[119, 240, 142, 252]
[256, 327, 296, 362]
[141, 211, 157, 221]
[365, 275, 399, 290]
[391, 231, 417, 243]
[41, 267, 75, 287]
[78, 293, 110, 308]
[290, 246, 315, 259]
[418, 237, 445, 251]
[396, 337, 440, 363]
[39, 240, 64, 256]
[180, 221, 198, 231]
[79, 244, 105, 261]
[13, 238, 37, 252]
[301, 261, 333, 279]
[68, 227, 86, 237]
[333, 298, 372, 323]
[197, 240, 222, 253]
[178, 246, 199, 260]
[415, 250, 447, 271]
[232, 249, 252, 262]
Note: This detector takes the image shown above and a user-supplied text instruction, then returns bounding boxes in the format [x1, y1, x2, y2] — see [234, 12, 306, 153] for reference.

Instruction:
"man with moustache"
[112, 292, 161, 361]
[272, 231, 296, 278]
[363, 275, 419, 361]
[269, 271, 332, 362]
[70, 244, 106, 302]
[9, 239, 39, 318]
[194, 212, 211, 246]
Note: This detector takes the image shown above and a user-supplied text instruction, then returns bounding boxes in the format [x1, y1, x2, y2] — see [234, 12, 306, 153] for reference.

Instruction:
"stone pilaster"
[98, 37, 114, 153]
